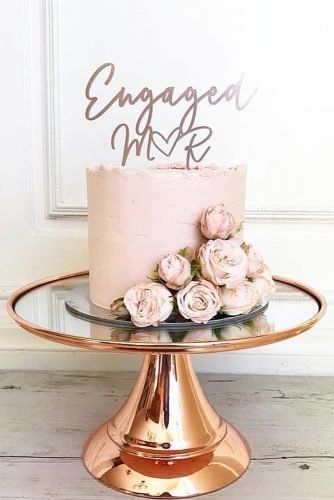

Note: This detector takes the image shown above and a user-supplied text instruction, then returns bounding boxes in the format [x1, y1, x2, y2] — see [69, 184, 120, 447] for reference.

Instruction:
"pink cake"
[87, 163, 246, 309]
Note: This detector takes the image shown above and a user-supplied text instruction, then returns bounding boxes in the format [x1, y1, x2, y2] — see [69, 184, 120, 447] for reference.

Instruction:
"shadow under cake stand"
[8, 271, 326, 498]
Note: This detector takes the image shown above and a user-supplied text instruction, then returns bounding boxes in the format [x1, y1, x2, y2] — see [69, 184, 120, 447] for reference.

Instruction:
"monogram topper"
[85, 63, 257, 167]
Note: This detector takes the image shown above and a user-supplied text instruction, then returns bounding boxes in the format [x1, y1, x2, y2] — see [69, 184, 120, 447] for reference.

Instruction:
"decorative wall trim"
[42, 0, 67, 217]
[246, 206, 334, 222]
[46, 205, 334, 222]
[40, 0, 334, 222]
[41, 0, 89, 217]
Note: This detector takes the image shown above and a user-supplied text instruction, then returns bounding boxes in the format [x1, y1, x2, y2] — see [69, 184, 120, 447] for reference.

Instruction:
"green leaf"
[172, 332, 188, 342]
[228, 221, 244, 239]
[147, 263, 163, 283]
[178, 246, 195, 262]
[178, 247, 188, 258]
[213, 328, 222, 340]
[191, 260, 201, 276]
[110, 297, 130, 319]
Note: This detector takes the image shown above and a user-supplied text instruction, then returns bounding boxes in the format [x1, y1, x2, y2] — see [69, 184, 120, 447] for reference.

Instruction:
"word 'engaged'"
[85, 63, 256, 167]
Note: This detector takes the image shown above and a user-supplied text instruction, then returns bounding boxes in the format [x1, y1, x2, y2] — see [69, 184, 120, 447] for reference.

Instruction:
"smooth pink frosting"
[87, 163, 246, 309]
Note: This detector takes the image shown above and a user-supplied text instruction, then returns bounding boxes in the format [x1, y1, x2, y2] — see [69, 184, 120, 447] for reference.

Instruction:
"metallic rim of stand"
[7, 270, 327, 354]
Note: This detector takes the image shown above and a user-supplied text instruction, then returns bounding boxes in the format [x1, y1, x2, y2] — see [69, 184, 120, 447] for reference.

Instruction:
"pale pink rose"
[124, 283, 173, 328]
[176, 279, 221, 324]
[200, 203, 235, 240]
[244, 244, 265, 278]
[158, 253, 192, 290]
[252, 266, 276, 304]
[220, 281, 259, 316]
[198, 239, 248, 288]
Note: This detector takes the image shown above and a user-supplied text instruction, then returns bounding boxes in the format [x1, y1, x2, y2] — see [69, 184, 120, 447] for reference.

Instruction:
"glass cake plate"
[9, 270, 324, 352]
[64, 281, 268, 331]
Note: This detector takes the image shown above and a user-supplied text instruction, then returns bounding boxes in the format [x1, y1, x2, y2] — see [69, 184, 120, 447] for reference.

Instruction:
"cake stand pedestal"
[83, 353, 250, 497]
[8, 271, 326, 498]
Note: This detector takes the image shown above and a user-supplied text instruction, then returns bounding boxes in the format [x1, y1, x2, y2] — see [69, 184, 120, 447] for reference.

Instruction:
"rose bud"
[244, 244, 265, 278]
[124, 282, 173, 328]
[158, 253, 192, 290]
[198, 239, 248, 288]
[176, 279, 221, 324]
[220, 281, 259, 316]
[200, 203, 235, 240]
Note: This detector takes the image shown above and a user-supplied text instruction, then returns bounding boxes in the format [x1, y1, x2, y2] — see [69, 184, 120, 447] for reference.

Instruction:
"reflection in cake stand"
[7, 271, 326, 498]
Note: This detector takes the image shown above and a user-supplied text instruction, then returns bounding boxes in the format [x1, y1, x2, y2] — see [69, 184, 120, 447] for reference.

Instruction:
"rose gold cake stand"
[8, 271, 326, 498]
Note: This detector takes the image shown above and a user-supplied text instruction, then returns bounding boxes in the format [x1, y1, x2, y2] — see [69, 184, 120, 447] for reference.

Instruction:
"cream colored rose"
[124, 283, 173, 328]
[252, 266, 276, 304]
[244, 244, 265, 278]
[220, 281, 259, 316]
[176, 279, 221, 324]
[200, 203, 235, 240]
[158, 253, 192, 290]
[199, 239, 248, 288]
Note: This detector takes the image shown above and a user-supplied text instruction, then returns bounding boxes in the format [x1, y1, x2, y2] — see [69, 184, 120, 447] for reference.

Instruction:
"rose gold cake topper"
[85, 63, 256, 167]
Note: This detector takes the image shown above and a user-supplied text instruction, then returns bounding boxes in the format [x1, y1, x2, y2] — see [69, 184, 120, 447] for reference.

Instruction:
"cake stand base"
[83, 354, 250, 498]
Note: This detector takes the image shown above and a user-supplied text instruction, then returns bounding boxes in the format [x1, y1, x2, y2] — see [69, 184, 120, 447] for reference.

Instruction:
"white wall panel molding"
[41, 0, 87, 218]
[247, 206, 334, 223]
[22, 0, 86, 235]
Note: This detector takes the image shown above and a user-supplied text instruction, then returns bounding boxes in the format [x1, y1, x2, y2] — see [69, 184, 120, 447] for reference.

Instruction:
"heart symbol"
[151, 127, 182, 157]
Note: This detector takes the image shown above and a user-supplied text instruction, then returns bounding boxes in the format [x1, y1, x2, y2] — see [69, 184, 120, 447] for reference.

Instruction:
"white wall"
[1, 0, 333, 374]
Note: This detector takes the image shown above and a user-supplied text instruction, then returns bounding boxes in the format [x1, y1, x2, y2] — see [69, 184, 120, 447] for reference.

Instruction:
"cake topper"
[85, 63, 256, 167]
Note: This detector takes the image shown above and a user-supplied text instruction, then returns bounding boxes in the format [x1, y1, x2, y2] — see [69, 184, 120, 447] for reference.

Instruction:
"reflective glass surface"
[14, 275, 320, 346]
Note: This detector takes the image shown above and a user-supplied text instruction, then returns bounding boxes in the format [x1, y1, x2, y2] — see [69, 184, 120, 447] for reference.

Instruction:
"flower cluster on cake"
[110, 202, 275, 327]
